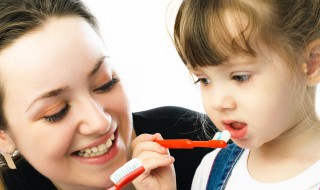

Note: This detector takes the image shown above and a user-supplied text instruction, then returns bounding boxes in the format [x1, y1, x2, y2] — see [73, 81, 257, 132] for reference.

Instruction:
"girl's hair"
[0, 0, 99, 169]
[173, 0, 320, 133]
[173, 0, 320, 68]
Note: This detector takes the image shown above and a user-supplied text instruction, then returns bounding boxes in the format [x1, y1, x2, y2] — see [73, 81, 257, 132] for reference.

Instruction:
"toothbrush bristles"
[213, 130, 231, 143]
[110, 158, 143, 183]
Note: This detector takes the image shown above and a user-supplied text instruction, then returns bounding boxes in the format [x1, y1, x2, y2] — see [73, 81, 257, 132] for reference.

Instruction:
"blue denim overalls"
[206, 144, 244, 189]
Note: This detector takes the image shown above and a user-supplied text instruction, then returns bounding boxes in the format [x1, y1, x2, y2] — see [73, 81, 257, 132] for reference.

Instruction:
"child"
[173, 0, 320, 189]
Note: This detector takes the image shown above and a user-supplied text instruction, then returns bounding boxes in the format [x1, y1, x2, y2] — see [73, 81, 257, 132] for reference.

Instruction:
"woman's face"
[0, 17, 132, 189]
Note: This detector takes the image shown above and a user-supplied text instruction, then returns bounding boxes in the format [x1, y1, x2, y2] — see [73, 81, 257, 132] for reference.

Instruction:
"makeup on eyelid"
[27, 99, 67, 120]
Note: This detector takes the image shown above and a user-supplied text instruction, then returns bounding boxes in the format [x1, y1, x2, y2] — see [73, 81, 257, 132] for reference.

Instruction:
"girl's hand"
[131, 133, 176, 190]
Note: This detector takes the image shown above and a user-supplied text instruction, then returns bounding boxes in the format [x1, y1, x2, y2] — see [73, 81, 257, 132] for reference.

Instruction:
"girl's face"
[0, 17, 132, 189]
[190, 45, 306, 149]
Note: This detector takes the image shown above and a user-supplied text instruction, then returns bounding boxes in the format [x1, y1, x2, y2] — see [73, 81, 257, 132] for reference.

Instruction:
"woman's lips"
[222, 121, 248, 139]
[71, 130, 120, 165]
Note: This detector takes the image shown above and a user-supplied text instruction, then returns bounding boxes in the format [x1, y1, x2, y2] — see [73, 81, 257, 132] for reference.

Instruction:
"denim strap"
[206, 144, 244, 189]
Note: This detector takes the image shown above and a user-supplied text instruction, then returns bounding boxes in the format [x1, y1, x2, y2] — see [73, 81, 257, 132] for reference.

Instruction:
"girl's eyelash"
[43, 104, 70, 123]
[194, 78, 210, 85]
[94, 77, 120, 93]
[231, 74, 251, 83]
[194, 78, 201, 84]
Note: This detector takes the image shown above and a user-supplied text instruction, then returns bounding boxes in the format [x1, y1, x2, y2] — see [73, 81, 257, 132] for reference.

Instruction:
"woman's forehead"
[0, 17, 106, 98]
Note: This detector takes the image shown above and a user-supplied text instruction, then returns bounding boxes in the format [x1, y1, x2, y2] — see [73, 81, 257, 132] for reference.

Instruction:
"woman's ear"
[0, 130, 16, 154]
[302, 39, 320, 86]
[0, 130, 17, 169]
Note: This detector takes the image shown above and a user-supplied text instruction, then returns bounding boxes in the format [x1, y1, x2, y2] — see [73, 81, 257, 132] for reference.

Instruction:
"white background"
[83, 0, 204, 113]
[83, 0, 320, 115]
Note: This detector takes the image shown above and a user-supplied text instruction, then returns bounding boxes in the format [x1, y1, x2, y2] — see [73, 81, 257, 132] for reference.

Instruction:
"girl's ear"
[302, 39, 320, 86]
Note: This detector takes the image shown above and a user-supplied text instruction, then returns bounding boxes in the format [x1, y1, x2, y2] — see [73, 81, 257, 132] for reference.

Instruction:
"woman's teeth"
[77, 134, 115, 157]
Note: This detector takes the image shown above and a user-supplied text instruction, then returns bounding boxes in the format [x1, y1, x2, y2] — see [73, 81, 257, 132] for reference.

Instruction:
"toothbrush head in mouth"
[213, 130, 231, 142]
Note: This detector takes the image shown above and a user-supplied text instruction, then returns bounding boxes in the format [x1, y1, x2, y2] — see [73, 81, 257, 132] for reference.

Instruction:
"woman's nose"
[77, 99, 111, 135]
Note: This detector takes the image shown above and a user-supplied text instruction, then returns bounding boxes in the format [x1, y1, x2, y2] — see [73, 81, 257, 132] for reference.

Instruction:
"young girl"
[173, 0, 320, 189]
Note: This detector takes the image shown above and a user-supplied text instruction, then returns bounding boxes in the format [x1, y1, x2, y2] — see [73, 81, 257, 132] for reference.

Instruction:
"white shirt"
[192, 149, 320, 190]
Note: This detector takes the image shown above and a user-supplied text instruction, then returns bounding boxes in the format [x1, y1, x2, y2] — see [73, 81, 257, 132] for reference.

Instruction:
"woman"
[0, 0, 215, 189]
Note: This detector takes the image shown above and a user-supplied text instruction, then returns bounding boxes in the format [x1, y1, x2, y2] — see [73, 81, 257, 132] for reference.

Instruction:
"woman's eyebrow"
[89, 56, 107, 78]
[26, 56, 109, 112]
[26, 86, 70, 112]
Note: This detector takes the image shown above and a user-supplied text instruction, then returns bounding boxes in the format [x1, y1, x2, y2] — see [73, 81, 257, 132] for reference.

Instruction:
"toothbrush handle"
[155, 139, 227, 149]
[193, 140, 227, 148]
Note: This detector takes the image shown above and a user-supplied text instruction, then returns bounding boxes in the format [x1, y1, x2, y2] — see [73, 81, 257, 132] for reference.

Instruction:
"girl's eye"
[194, 78, 211, 85]
[231, 74, 251, 83]
[94, 77, 120, 93]
[43, 104, 70, 123]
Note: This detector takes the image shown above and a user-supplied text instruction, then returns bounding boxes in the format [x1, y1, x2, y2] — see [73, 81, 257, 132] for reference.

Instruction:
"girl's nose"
[207, 87, 236, 112]
[78, 99, 111, 135]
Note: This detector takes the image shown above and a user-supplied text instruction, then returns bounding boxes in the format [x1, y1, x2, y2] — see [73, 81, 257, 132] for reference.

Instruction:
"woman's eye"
[94, 77, 120, 93]
[231, 74, 251, 83]
[43, 104, 70, 123]
[194, 78, 211, 85]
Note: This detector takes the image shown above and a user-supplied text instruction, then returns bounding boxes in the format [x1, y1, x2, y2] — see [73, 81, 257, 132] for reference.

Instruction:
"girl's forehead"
[216, 9, 250, 39]
[187, 54, 256, 70]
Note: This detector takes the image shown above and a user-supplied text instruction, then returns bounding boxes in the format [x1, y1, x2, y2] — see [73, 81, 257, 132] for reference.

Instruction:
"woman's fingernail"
[155, 133, 163, 138]
[164, 156, 174, 162]
[160, 146, 166, 152]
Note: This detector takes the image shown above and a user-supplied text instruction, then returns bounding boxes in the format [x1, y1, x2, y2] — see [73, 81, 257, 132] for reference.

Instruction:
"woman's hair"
[0, 0, 99, 168]
[173, 0, 320, 68]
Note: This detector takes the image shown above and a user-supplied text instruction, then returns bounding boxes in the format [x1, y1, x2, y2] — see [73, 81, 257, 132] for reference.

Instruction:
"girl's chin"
[232, 138, 261, 149]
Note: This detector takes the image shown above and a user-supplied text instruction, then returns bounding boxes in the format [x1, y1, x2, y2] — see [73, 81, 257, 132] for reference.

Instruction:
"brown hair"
[173, 0, 320, 131]
[0, 0, 99, 170]
[173, 0, 320, 68]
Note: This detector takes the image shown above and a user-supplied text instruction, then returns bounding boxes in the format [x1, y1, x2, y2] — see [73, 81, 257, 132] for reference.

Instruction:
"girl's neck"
[247, 116, 320, 182]
[256, 117, 320, 157]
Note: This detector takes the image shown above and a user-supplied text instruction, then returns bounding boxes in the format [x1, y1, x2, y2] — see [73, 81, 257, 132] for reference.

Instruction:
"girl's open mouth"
[222, 121, 248, 139]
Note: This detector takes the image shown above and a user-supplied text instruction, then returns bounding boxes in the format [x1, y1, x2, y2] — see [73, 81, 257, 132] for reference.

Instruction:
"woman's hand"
[131, 133, 176, 190]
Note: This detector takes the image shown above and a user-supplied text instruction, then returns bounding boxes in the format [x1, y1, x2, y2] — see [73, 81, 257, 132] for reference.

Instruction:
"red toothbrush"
[107, 158, 145, 190]
[155, 130, 231, 149]
[154, 139, 227, 149]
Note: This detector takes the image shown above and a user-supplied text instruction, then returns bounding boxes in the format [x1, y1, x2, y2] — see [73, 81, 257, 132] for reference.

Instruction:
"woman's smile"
[72, 130, 120, 165]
